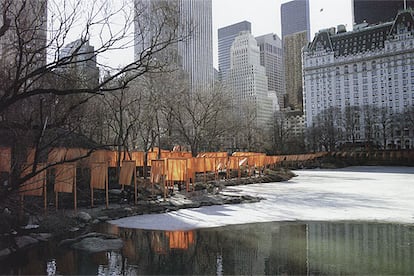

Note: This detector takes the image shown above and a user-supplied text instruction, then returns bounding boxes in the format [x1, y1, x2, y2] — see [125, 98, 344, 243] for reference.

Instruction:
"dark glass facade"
[354, 0, 414, 24]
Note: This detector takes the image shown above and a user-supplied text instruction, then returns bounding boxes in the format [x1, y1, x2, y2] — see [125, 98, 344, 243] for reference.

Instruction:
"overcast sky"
[212, 0, 353, 68]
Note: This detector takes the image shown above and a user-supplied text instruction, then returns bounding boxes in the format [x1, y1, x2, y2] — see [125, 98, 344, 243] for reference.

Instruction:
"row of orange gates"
[0, 147, 328, 211]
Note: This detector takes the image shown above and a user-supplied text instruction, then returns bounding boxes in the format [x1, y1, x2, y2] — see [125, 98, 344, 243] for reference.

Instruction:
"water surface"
[1, 221, 414, 275]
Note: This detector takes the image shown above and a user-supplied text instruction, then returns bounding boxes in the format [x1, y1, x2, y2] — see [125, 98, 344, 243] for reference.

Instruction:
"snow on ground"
[110, 166, 414, 230]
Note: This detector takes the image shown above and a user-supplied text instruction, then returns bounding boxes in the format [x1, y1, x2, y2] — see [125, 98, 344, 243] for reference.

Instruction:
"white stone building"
[256, 34, 284, 110]
[226, 31, 274, 128]
[303, 10, 414, 149]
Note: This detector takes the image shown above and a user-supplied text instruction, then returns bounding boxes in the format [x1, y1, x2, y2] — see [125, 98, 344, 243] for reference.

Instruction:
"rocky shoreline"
[0, 168, 295, 259]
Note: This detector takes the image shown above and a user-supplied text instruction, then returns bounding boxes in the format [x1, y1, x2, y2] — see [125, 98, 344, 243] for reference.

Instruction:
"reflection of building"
[134, 0, 214, 91]
[218, 21, 251, 80]
[256, 34, 284, 109]
[353, 0, 414, 24]
[307, 222, 414, 274]
[303, 10, 414, 149]
[59, 39, 100, 88]
[226, 31, 274, 127]
[267, 224, 307, 275]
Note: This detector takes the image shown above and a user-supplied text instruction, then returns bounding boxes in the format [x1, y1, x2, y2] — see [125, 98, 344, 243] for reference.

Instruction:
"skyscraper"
[281, 0, 311, 112]
[59, 39, 100, 88]
[281, 0, 310, 41]
[134, 0, 214, 90]
[284, 31, 308, 111]
[256, 33, 284, 109]
[227, 31, 274, 127]
[0, 0, 47, 69]
[353, 0, 414, 24]
[218, 21, 251, 80]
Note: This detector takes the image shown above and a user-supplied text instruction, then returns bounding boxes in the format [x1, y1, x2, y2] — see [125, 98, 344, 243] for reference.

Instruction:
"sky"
[211, 0, 353, 68]
[93, 0, 354, 69]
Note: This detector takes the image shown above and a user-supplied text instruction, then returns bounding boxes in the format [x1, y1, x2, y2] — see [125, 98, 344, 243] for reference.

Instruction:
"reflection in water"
[1, 221, 414, 275]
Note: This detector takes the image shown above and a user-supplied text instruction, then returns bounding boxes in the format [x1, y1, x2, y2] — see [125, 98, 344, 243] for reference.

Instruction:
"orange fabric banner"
[151, 160, 165, 184]
[227, 156, 240, 169]
[193, 158, 205, 173]
[204, 157, 216, 172]
[216, 157, 228, 170]
[197, 152, 227, 158]
[131, 151, 145, 167]
[119, 160, 136, 186]
[166, 158, 187, 181]
[147, 152, 158, 166]
[54, 164, 76, 193]
[90, 162, 108, 190]
[19, 164, 46, 196]
[0, 147, 11, 173]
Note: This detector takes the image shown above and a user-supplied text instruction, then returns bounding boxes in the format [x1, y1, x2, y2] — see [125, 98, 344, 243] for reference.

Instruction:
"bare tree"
[342, 105, 361, 144]
[377, 106, 392, 149]
[307, 107, 342, 151]
[0, 0, 189, 191]
[168, 83, 232, 156]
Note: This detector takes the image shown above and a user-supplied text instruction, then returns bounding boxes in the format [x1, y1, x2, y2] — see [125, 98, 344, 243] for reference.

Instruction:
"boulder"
[60, 232, 123, 253]
[71, 236, 123, 253]
[0, 248, 12, 258]
[14, 235, 39, 249]
[77, 211, 92, 223]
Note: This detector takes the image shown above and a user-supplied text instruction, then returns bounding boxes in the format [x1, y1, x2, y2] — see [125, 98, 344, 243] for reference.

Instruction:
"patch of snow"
[110, 166, 414, 231]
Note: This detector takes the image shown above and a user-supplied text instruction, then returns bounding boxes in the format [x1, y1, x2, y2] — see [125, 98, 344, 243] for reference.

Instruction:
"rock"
[14, 235, 39, 249]
[30, 233, 52, 242]
[21, 224, 40, 230]
[69, 234, 123, 253]
[77, 211, 92, 223]
[97, 216, 109, 221]
[0, 248, 12, 258]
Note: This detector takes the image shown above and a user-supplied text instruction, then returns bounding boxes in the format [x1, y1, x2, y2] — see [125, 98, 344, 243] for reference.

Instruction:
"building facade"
[281, 0, 310, 41]
[284, 31, 308, 111]
[59, 39, 100, 88]
[353, 0, 414, 24]
[281, 0, 311, 112]
[226, 31, 274, 128]
[218, 21, 251, 80]
[303, 10, 414, 149]
[0, 0, 47, 69]
[256, 33, 284, 109]
[134, 0, 214, 91]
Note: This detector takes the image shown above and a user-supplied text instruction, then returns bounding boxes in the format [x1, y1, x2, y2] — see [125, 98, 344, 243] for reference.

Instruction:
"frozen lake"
[111, 166, 414, 230]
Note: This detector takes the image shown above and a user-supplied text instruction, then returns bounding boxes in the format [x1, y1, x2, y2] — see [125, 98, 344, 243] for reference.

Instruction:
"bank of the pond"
[0, 168, 295, 259]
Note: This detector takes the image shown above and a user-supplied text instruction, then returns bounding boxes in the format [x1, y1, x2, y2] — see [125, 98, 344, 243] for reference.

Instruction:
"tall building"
[284, 31, 308, 111]
[281, 0, 310, 41]
[0, 0, 47, 69]
[256, 33, 284, 109]
[178, 0, 214, 90]
[303, 10, 414, 149]
[281, 0, 311, 112]
[218, 21, 251, 80]
[134, 0, 214, 91]
[353, 0, 414, 24]
[58, 39, 100, 88]
[226, 31, 274, 127]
